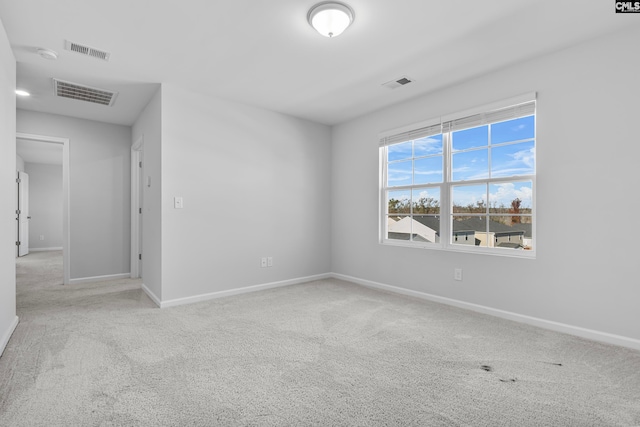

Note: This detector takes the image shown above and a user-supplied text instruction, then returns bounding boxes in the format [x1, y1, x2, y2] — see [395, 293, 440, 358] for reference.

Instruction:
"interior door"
[18, 171, 30, 257]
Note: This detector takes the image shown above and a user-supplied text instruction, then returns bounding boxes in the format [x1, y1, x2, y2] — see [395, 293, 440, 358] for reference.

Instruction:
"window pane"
[452, 125, 488, 151]
[414, 134, 443, 157]
[491, 115, 534, 144]
[452, 184, 487, 213]
[488, 182, 532, 214]
[387, 160, 412, 187]
[414, 156, 443, 185]
[489, 216, 531, 250]
[388, 141, 412, 162]
[412, 187, 440, 214]
[387, 215, 412, 241]
[388, 190, 411, 214]
[452, 216, 486, 247]
[412, 215, 440, 243]
[491, 141, 535, 178]
[452, 149, 489, 181]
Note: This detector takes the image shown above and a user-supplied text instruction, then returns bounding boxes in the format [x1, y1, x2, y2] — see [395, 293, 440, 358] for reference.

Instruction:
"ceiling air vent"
[382, 76, 414, 90]
[64, 40, 111, 61]
[53, 79, 119, 107]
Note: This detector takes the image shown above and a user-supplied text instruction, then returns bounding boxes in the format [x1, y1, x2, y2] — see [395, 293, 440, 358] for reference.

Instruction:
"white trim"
[16, 132, 71, 285]
[0, 316, 19, 357]
[159, 273, 332, 309]
[69, 273, 131, 285]
[141, 283, 161, 307]
[331, 273, 640, 351]
[29, 247, 63, 252]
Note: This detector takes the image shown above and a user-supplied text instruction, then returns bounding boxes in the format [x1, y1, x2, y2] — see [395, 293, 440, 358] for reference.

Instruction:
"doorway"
[16, 133, 70, 285]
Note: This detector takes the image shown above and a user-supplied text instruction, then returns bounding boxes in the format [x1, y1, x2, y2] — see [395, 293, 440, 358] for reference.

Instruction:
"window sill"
[380, 239, 536, 259]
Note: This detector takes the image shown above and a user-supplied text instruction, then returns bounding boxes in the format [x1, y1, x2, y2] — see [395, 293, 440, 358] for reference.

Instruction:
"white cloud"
[488, 182, 532, 207]
[511, 147, 535, 168]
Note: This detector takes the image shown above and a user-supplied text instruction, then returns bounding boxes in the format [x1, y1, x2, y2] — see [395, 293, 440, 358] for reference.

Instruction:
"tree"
[388, 198, 410, 214]
[510, 198, 522, 224]
[414, 196, 439, 214]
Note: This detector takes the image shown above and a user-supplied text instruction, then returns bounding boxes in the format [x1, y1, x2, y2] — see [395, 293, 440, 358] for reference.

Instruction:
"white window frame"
[379, 93, 536, 258]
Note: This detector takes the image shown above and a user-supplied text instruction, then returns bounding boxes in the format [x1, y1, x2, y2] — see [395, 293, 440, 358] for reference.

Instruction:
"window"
[380, 94, 536, 256]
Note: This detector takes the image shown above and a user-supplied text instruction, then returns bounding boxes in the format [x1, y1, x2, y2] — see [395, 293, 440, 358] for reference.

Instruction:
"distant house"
[388, 216, 532, 249]
[388, 216, 439, 243]
[453, 217, 529, 249]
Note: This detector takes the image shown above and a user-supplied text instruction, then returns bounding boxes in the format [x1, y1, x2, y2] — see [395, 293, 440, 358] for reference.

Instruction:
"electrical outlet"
[267, 257, 273, 267]
[454, 268, 463, 281]
[174, 197, 183, 209]
[261, 257, 267, 268]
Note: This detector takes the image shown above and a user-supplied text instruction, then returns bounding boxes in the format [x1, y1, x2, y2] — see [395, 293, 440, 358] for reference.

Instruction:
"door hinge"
[138, 254, 142, 260]
[16, 241, 20, 246]
[16, 178, 21, 183]
[16, 209, 20, 215]
[139, 208, 142, 214]
[139, 161, 142, 168]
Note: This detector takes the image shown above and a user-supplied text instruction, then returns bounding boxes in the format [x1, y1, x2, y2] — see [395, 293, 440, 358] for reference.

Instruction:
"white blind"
[380, 93, 536, 147]
[379, 122, 442, 147]
[443, 100, 536, 133]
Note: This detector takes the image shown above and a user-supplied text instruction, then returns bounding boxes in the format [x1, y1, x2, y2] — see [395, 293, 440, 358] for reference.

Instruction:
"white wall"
[331, 25, 640, 343]
[160, 85, 332, 302]
[16, 110, 132, 280]
[0, 17, 17, 355]
[24, 163, 63, 250]
[132, 88, 162, 300]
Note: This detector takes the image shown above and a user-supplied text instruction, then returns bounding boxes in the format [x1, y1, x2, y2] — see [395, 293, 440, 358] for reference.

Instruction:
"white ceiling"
[16, 138, 63, 165]
[0, 1, 636, 126]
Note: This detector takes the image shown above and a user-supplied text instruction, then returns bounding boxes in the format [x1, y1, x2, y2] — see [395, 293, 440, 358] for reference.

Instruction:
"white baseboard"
[0, 316, 19, 357]
[160, 273, 332, 309]
[69, 273, 131, 285]
[29, 247, 63, 252]
[331, 273, 640, 351]
[141, 283, 162, 308]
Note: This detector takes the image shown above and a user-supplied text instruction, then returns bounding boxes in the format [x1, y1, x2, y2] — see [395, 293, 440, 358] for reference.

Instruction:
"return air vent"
[53, 79, 118, 107]
[382, 76, 414, 90]
[64, 40, 111, 61]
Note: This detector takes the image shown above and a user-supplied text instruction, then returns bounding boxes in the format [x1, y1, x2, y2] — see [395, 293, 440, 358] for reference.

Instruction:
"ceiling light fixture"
[15, 89, 30, 97]
[37, 48, 58, 60]
[307, 1, 355, 38]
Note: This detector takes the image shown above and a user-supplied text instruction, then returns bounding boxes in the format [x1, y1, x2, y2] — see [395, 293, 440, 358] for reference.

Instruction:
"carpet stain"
[480, 365, 493, 372]
[540, 361, 563, 366]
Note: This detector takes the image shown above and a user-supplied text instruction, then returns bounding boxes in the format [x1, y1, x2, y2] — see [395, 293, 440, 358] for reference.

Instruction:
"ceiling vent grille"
[53, 79, 118, 106]
[64, 40, 111, 61]
[382, 76, 414, 90]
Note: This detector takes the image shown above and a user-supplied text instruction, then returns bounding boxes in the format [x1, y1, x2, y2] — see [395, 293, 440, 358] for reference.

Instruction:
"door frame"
[17, 171, 29, 257]
[16, 132, 70, 285]
[130, 135, 143, 278]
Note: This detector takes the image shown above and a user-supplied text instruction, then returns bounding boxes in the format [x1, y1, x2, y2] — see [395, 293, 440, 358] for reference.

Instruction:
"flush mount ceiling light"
[37, 48, 58, 60]
[308, 1, 355, 38]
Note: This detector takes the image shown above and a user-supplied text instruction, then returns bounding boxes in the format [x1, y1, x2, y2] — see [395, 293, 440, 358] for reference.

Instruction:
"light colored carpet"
[1, 251, 639, 426]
